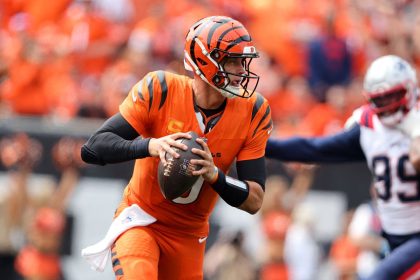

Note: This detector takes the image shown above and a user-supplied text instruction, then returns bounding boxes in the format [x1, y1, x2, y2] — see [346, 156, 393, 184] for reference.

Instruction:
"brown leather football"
[157, 131, 204, 200]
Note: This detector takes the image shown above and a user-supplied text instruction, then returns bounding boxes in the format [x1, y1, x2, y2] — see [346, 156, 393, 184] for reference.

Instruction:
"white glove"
[396, 108, 420, 138]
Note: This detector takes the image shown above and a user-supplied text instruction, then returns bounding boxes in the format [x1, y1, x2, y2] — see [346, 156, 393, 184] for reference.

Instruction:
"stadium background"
[0, 0, 418, 279]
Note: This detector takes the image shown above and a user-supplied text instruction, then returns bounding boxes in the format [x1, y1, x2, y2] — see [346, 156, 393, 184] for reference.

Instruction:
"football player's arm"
[81, 113, 150, 165]
[236, 157, 265, 214]
[204, 159, 264, 214]
[191, 140, 264, 214]
[409, 137, 420, 173]
[265, 124, 366, 163]
[395, 109, 420, 172]
[81, 113, 190, 165]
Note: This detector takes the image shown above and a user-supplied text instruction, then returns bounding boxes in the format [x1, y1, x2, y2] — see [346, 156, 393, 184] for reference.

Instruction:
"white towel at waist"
[81, 204, 157, 272]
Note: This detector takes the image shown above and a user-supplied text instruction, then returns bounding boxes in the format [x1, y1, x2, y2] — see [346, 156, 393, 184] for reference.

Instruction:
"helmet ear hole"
[210, 50, 221, 60]
[212, 75, 223, 87]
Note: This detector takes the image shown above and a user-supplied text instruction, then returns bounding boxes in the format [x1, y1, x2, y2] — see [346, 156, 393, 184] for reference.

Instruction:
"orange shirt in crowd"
[299, 103, 351, 136]
[2, 59, 49, 115]
[15, 246, 61, 280]
[330, 235, 359, 275]
[2, 53, 78, 117]
[263, 211, 291, 240]
[260, 211, 291, 280]
[261, 263, 289, 280]
[267, 88, 317, 122]
[59, 4, 120, 76]
[23, 0, 71, 32]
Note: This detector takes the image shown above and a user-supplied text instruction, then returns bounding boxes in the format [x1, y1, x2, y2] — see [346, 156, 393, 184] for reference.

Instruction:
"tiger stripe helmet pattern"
[184, 16, 259, 98]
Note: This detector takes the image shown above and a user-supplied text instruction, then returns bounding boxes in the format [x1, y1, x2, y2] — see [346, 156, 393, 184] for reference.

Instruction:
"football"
[157, 131, 204, 200]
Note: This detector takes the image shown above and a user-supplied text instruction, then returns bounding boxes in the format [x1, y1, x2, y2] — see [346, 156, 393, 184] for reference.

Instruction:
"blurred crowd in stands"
[1, 0, 419, 279]
[0, 133, 84, 280]
[1, 0, 420, 137]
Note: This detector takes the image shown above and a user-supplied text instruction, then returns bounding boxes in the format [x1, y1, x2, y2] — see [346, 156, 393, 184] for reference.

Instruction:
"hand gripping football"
[157, 131, 204, 200]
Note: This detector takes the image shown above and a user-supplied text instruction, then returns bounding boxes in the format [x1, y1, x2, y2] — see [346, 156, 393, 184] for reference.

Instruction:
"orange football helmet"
[184, 16, 259, 98]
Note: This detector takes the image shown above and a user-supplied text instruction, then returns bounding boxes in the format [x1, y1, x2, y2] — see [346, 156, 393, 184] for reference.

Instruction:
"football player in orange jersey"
[81, 15, 272, 279]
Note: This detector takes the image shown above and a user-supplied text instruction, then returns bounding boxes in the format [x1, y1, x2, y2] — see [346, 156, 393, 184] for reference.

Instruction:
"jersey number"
[372, 155, 420, 202]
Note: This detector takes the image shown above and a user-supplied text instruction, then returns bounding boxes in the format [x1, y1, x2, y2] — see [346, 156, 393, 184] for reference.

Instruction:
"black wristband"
[211, 168, 250, 207]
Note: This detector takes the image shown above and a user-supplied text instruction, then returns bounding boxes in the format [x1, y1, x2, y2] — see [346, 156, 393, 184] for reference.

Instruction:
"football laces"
[163, 153, 174, 176]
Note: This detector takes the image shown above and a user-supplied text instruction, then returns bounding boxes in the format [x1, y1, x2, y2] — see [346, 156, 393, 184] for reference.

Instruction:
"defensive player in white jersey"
[266, 55, 420, 280]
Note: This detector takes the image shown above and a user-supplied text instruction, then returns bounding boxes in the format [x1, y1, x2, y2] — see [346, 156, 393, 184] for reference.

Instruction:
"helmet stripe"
[225, 35, 251, 52]
[192, 18, 214, 38]
[206, 18, 233, 48]
[189, 19, 214, 69]
[215, 26, 244, 49]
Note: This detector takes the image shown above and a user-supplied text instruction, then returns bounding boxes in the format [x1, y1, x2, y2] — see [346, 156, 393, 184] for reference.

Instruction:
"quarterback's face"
[222, 57, 246, 87]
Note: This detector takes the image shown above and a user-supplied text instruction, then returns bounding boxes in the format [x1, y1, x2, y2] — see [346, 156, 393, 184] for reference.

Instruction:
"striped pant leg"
[111, 226, 160, 280]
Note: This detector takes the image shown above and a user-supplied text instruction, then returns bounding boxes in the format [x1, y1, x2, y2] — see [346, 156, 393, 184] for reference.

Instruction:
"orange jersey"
[119, 71, 272, 236]
[15, 246, 61, 280]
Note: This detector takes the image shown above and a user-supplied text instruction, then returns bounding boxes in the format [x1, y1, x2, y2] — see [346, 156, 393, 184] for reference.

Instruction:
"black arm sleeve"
[265, 124, 366, 163]
[81, 113, 151, 165]
[236, 157, 266, 190]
